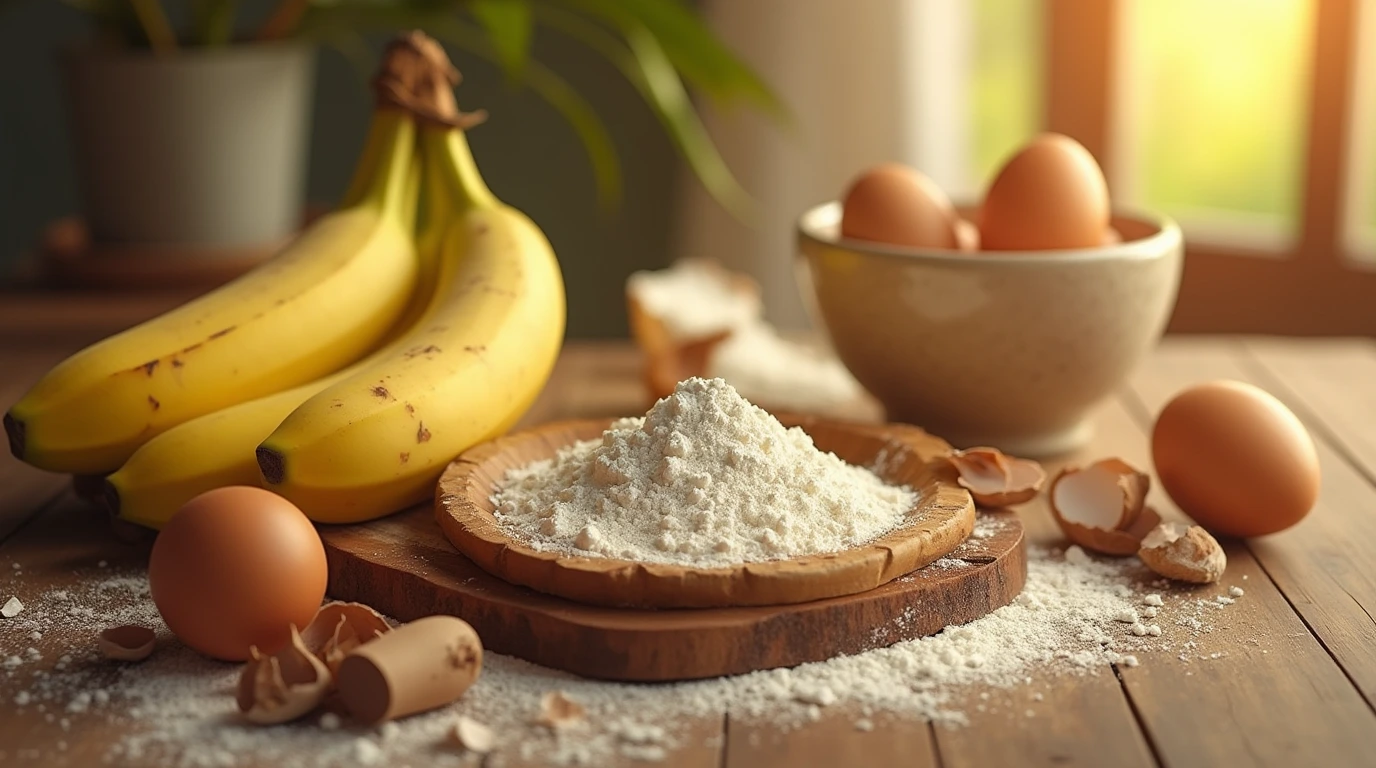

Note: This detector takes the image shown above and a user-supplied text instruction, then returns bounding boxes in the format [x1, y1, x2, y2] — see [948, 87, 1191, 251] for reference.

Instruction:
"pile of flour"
[491, 377, 914, 567]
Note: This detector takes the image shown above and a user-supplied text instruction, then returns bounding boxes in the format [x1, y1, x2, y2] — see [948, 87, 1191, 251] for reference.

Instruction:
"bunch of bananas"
[4, 33, 566, 528]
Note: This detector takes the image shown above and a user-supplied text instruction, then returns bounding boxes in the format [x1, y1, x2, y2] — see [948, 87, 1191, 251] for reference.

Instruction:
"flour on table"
[707, 321, 867, 417]
[0, 543, 1248, 768]
[628, 259, 869, 417]
[491, 377, 914, 567]
[626, 259, 760, 339]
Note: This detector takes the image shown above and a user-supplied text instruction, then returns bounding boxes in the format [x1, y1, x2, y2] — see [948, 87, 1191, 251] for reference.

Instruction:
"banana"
[105, 146, 447, 531]
[256, 115, 567, 524]
[4, 109, 422, 475]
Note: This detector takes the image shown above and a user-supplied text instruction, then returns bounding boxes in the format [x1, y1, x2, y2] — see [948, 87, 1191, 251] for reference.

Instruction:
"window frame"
[1045, 0, 1376, 336]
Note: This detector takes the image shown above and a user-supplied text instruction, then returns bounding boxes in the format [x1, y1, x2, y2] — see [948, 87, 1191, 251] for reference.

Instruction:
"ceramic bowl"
[797, 202, 1183, 457]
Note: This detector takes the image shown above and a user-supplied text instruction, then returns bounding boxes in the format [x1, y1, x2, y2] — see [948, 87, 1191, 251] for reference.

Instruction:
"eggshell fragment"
[301, 601, 391, 675]
[453, 716, 497, 753]
[946, 447, 1046, 507]
[337, 615, 483, 725]
[536, 691, 586, 729]
[236, 626, 332, 725]
[1050, 459, 1157, 555]
[1138, 523, 1227, 584]
[98, 625, 156, 662]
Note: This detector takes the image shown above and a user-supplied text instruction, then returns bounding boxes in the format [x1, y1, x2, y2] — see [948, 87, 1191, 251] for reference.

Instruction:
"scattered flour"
[628, 259, 867, 416]
[707, 321, 867, 417]
[0, 540, 1246, 768]
[626, 259, 761, 339]
[492, 377, 913, 567]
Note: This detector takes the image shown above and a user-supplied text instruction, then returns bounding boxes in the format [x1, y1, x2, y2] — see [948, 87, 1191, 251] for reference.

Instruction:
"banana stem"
[345, 110, 418, 216]
[425, 125, 497, 212]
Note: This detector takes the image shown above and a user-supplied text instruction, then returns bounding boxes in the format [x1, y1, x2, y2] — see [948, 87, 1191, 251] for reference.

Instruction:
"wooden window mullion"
[1044, 0, 1119, 183]
[1298, 0, 1360, 265]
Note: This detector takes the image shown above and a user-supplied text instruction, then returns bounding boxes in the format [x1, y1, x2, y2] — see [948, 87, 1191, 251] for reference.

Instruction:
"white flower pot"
[61, 41, 315, 247]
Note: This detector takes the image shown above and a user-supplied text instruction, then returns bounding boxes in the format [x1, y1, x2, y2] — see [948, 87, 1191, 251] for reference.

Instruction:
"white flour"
[627, 260, 760, 339]
[491, 377, 913, 566]
[707, 321, 867, 418]
[628, 260, 868, 417]
[0, 534, 1249, 767]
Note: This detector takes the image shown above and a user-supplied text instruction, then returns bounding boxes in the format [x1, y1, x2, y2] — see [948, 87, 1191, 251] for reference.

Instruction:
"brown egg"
[979, 133, 1110, 250]
[148, 486, 328, 661]
[1152, 381, 1320, 538]
[840, 163, 961, 249]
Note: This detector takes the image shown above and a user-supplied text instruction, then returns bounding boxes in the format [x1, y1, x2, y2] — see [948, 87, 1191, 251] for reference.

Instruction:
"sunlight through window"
[969, 0, 1042, 193]
[1118, 0, 1314, 245]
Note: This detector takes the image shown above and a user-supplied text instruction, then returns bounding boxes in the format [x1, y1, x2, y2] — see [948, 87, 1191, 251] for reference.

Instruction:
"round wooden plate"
[434, 415, 975, 609]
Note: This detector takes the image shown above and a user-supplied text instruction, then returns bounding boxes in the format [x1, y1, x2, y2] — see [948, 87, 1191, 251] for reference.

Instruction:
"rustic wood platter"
[434, 416, 975, 609]
[320, 504, 1025, 682]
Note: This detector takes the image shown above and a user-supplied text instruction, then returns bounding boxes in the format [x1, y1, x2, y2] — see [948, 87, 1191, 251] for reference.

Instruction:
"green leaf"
[467, 0, 533, 82]
[534, 5, 755, 220]
[551, 0, 781, 115]
[425, 16, 623, 210]
[621, 24, 754, 219]
[191, 0, 239, 46]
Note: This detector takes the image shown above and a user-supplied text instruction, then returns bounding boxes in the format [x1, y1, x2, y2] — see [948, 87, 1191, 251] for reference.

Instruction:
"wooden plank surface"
[1129, 338, 1376, 713]
[730, 398, 1160, 768]
[2, 338, 1376, 767]
[725, 709, 940, 768]
[929, 398, 1157, 768]
[1120, 339, 1376, 764]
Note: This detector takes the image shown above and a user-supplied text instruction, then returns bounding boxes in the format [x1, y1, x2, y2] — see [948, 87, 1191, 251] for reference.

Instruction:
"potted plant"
[48, 0, 777, 250]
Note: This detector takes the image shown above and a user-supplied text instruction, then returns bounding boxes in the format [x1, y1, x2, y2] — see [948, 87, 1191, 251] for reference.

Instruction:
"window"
[1118, 0, 1313, 246]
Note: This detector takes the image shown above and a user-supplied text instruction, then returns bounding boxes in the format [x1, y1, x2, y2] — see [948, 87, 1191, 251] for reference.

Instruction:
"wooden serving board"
[436, 417, 976, 609]
[319, 506, 1025, 682]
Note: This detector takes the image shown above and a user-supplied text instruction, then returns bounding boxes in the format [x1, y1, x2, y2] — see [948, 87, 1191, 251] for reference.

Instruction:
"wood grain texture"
[3, 338, 1376, 767]
[922, 397, 1159, 768]
[322, 503, 1023, 683]
[933, 677, 1156, 768]
[498, 715, 725, 768]
[1102, 352, 1376, 765]
[436, 416, 974, 609]
[724, 709, 939, 768]
[1130, 338, 1376, 713]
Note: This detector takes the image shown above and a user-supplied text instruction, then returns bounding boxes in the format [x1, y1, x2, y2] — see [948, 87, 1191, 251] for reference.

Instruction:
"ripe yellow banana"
[4, 109, 422, 475]
[257, 119, 567, 524]
[105, 138, 454, 531]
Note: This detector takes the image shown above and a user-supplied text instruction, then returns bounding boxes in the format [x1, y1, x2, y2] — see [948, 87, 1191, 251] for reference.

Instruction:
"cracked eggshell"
[337, 615, 483, 725]
[1138, 523, 1227, 583]
[453, 716, 497, 753]
[536, 691, 586, 729]
[1050, 459, 1157, 556]
[947, 447, 1046, 507]
[301, 601, 391, 674]
[236, 625, 332, 725]
[97, 625, 156, 662]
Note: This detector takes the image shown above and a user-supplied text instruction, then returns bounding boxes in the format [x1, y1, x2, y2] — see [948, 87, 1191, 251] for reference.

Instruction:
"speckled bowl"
[797, 202, 1183, 457]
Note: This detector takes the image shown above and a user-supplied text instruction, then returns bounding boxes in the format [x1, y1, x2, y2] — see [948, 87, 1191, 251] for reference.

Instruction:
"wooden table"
[2, 336, 1375, 767]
